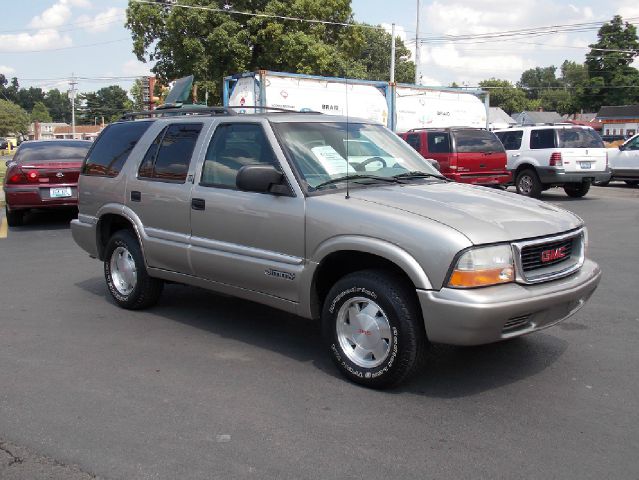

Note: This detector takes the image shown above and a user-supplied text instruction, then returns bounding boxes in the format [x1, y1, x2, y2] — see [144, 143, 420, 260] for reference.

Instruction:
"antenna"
[345, 75, 350, 200]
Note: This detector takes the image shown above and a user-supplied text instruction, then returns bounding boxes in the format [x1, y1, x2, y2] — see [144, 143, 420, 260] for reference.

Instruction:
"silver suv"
[72, 108, 601, 388]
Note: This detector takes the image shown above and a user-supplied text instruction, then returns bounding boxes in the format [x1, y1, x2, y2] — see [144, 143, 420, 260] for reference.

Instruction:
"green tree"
[16, 87, 46, 112]
[0, 99, 30, 135]
[125, 0, 415, 100]
[129, 78, 146, 110]
[0, 75, 20, 103]
[584, 15, 639, 110]
[30, 101, 52, 123]
[44, 89, 72, 123]
[518, 66, 562, 99]
[478, 79, 532, 114]
[80, 85, 132, 123]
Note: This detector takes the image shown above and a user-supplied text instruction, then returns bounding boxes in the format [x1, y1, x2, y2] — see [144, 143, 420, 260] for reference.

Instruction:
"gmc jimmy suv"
[71, 107, 601, 388]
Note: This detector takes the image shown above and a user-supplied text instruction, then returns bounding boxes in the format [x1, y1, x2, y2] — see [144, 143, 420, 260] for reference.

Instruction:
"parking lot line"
[0, 216, 7, 239]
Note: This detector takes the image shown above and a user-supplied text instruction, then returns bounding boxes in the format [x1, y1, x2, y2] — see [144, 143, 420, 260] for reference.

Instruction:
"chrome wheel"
[336, 297, 392, 368]
[110, 246, 137, 296]
[518, 174, 533, 195]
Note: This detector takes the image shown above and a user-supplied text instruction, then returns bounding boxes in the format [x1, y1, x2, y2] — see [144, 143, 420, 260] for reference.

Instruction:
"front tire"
[322, 269, 427, 389]
[5, 206, 24, 227]
[515, 169, 543, 198]
[563, 182, 591, 198]
[104, 230, 163, 310]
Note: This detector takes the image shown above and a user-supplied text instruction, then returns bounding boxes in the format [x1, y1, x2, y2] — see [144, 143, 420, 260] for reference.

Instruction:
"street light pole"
[390, 23, 396, 84]
[69, 74, 77, 140]
[415, 0, 421, 84]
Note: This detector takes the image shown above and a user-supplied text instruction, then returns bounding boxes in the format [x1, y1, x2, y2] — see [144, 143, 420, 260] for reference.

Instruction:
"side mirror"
[618, 144, 625, 151]
[427, 158, 441, 171]
[236, 164, 289, 195]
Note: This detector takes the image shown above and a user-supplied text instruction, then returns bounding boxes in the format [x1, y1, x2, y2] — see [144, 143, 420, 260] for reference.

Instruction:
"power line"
[0, 13, 125, 34]
[0, 38, 130, 54]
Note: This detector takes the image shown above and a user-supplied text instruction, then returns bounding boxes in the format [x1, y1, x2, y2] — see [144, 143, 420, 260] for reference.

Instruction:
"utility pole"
[415, 0, 421, 84]
[390, 23, 396, 84]
[69, 74, 78, 139]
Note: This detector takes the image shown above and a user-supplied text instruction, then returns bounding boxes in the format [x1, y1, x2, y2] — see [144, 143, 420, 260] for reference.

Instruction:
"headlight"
[448, 245, 514, 288]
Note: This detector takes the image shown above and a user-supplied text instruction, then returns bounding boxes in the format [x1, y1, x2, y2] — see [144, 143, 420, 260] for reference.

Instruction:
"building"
[29, 122, 69, 140]
[53, 124, 105, 141]
[512, 111, 564, 125]
[596, 105, 639, 138]
[488, 107, 516, 130]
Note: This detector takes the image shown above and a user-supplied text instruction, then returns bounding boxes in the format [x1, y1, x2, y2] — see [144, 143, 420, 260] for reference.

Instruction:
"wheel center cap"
[353, 313, 380, 348]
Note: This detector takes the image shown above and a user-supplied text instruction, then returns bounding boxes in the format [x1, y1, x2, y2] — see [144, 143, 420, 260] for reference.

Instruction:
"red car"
[399, 128, 512, 186]
[3, 140, 92, 226]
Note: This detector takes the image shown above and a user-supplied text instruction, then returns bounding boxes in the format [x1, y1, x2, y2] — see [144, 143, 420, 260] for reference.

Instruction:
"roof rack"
[120, 105, 320, 121]
[407, 126, 485, 132]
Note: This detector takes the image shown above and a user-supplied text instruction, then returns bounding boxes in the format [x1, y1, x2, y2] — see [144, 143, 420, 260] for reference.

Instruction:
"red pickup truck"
[399, 128, 512, 186]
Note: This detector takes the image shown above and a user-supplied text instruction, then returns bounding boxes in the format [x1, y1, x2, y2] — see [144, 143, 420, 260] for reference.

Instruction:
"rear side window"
[453, 130, 504, 153]
[530, 129, 556, 149]
[495, 130, 523, 150]
[138, 123, 203, 182]
[83, 121, 152, 176]
[427, 132, 451, 153]
[556, 128, 604, 148]
[406, 133, 421, 151]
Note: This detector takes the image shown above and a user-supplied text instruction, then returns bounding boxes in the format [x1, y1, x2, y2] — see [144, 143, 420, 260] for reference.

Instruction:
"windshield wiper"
[313, 175, 402, 190]
[392, 171, 448, 181]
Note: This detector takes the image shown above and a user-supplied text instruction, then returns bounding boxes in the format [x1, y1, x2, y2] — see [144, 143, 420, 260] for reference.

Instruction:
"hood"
[349, 182, 582, 244]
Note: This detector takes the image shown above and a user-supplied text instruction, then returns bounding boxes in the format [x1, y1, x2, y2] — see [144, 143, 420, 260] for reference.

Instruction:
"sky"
[2, 0, 639, 97]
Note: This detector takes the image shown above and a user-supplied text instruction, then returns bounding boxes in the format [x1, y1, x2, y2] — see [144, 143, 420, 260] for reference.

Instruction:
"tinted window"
[556, 128, 604, 148]
[427, 132, 451, 153]
[624, 135, 639, 150]
[453, 129, 504, 153]
[83, 122, 152, 176]
[495, 130, 523, 150]
[406, 133, 421, 150]
[16, 141, 90, 163]
[202, 123, 276, 188]
[138, 123, 202, 182]
[530, 129, 556, 149]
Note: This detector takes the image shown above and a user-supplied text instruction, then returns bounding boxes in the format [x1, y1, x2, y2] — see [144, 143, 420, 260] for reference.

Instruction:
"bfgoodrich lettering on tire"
[322, 269, 428, 389]
[104, 230, 163, 310]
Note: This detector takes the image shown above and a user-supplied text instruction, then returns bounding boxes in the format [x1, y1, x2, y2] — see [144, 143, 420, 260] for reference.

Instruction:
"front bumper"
[536, 167, 611, 184]
[70, 215, 99, 258]
[4, 184, 78, 210]
[417, 259, 601, 346]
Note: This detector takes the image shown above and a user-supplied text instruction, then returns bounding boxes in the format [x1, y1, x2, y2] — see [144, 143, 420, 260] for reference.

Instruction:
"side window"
[427, 132, 451, 153]
[625, 135, 639, 150]
[138, 123, 202, 183]
[201, 123, 277, 188]
[496, 130, 523, 150]
[406, 133, 421, 151]
[530, 129, 556, 149]
[83, 121, 152, 176]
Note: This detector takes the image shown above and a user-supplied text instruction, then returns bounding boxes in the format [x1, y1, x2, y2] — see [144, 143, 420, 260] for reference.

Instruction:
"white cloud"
[29, 2, 72, 29]
[77, 7, 125, 33]
[122, 59, 153, 77]
[0, 29, 73, 53]
[0, 65, 16, 74]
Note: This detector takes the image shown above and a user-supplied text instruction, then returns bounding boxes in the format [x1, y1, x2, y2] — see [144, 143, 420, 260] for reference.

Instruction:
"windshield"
[272, 122, 442, 191]
[453, 129, 504, 153]
[556, 128, 604, 148]
[16, 141, 91, 163]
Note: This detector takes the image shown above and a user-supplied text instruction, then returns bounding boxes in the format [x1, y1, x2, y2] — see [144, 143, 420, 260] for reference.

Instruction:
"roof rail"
[407, 126, 485, 132]
[120, 105, 321, 121]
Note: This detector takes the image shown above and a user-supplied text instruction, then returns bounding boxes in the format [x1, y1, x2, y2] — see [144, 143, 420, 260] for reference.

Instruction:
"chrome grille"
[521, 238, 574, 273]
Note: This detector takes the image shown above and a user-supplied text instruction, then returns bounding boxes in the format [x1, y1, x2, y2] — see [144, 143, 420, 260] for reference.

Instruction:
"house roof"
[489, 107, 516, 125]
[597, 105, 639, 118]
[53, 125, 104, 134]
[512, 111, 564, 124]
[562, 113, 598, 122]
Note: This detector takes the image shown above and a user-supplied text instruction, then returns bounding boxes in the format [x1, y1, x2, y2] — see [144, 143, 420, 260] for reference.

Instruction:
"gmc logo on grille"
[541, 246, 568, 263]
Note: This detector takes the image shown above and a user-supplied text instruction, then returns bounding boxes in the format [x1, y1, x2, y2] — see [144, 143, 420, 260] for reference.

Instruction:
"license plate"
[579, 162, 592, 169]
[50, 187, 72, 198]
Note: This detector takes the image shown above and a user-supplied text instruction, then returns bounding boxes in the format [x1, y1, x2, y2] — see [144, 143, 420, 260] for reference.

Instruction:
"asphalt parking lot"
[0, 184, 638, 480]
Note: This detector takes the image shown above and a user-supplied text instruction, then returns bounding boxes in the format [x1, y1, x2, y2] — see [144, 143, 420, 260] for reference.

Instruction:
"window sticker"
[311, 146, 349, 175]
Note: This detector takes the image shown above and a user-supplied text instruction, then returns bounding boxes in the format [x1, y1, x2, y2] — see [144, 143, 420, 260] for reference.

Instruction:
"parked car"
[597, 133, 639, 186]
[0, 137, 8, 150]
[495, 125, 610, 198]
[3, 140, 92, 226]
[398, 127, 511, 186]
[71, 108, 601, 389]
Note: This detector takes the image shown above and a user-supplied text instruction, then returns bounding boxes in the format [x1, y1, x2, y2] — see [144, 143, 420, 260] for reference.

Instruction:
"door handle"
[191, 198, 206, 210]
[512, 153, 521, 157]
[131, 191, 141, 202]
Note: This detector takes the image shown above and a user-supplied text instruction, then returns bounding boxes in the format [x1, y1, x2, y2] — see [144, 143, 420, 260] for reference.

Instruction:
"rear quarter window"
[427, 132, 451, 153]
[453, 130, 504, 153]
[495, 130, 523, 150]
[83, 121, 153, 176]
[557, 128, 604, 148]
[530, 129, 556, 149]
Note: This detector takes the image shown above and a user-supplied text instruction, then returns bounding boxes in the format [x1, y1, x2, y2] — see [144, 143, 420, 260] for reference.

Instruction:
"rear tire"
[563, 182, 591, 198]
[515, 169, 543, 198]
[322, 269, 428, 389]
[5, 206, 24, 227]
[624, 180, 639, 187]
[104, 230, 163, 310]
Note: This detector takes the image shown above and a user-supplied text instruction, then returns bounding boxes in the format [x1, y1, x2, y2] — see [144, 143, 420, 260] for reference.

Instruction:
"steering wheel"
[357, 156, 387, 170]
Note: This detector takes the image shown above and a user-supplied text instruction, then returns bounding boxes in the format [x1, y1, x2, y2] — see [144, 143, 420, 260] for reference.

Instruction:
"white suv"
[495, 125, 610, 198]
